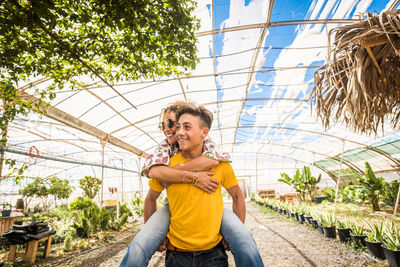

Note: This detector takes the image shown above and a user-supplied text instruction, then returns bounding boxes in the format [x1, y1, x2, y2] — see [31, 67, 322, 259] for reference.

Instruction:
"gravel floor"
[98, 201, 385, 267]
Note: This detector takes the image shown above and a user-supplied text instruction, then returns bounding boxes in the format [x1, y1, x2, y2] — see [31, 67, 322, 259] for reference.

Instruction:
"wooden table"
[0, 216, 20, 235]
[258, 189, 276, 199]
[279, 192, 301, 203]
[8, 234, 53, 263]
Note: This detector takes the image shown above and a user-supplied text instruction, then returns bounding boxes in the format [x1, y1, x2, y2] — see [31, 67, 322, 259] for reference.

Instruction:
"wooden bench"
[279, 192, 301, 203]
[258, 189, 276, 199]
[8, 234, 53, 263]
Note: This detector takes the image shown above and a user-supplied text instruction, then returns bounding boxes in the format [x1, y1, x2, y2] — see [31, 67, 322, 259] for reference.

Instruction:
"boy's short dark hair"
[176, 103, 213, 129]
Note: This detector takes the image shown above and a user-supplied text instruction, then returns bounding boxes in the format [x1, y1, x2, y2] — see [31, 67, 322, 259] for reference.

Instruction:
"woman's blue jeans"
[120, 206, 264, 267]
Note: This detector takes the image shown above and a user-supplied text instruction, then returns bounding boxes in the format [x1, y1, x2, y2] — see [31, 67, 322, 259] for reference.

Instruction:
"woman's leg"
[220, 208, 264, 267]
[120, 205, 170, 267]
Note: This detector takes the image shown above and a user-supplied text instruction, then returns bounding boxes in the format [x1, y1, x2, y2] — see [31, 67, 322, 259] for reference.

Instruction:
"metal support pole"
[100, 137, 108, 207]
[0, 148, 5, 181]
[255, 154, 259, 193]
[333, 140, 345, 218]
[137, 156, 143, 198]
[0, 122, 8, 181]
[121, 159, 124, 202]
[394, 179, 400, 215]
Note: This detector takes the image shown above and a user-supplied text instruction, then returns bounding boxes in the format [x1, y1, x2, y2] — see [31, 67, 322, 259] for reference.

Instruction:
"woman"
[120, 101, 263, 267]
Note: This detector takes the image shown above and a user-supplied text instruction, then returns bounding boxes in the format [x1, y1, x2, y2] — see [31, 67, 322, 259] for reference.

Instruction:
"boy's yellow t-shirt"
[149, 152, 238, 251]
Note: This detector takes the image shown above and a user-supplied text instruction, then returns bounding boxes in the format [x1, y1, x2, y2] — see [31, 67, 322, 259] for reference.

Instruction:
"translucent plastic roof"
[2, 0, 400, 199]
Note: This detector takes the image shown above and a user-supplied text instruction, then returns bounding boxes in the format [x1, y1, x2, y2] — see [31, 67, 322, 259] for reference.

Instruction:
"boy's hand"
[222, 238, 231, 251]
[157, 237, 168, 252]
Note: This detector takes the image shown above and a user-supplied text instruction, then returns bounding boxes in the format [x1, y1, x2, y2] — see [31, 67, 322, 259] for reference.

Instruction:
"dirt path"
[98, 201, 384, 267]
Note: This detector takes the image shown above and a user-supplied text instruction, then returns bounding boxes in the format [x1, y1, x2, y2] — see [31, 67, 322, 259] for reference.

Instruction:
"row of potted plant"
[252, 197, 400, 267]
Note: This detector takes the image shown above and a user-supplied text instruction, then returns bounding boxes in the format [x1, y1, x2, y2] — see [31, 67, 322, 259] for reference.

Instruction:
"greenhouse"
[1, 0, 400, 266]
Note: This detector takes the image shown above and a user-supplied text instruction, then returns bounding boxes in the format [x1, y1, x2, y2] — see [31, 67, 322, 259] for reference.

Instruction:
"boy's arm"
[226, 185, 246, 223]
[144, 189, 161, 223]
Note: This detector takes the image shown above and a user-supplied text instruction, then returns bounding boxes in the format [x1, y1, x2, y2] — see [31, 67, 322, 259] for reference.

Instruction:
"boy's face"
[176, 113, 208, 152]
[163, 111, 177, 145]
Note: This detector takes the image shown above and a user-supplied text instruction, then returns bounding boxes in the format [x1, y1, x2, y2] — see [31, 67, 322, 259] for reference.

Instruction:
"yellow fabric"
[149, 153, 238, 251]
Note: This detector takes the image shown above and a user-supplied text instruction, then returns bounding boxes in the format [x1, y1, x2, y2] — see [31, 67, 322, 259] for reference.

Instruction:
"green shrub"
[50, 205, 70, 220]
[319, 187, 336, 202]
[119, 202, 132, 217]
[64, 235, 72, 251]
[353, 162, 386, 211]
[338, 185, 362, 203]
[119, 213, 129, 225]
[130, 197, 144, 216]
[69, 197, 96, 211]
[278, 166, 321, 201]
[79, 176, 102, 199]
[383, 180, 400, 207]
[99, 208, 112, 231]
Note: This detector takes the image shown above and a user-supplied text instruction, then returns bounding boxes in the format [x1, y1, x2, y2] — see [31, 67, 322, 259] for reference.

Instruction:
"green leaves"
[1, 0, 200, 182]
[279, 166, 321, 201]
[353, 162, 385, 211]
[79, 175, 102, 199]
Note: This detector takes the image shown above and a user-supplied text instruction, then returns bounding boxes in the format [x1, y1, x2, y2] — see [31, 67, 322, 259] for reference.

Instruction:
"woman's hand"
[194, 171, 219, 193]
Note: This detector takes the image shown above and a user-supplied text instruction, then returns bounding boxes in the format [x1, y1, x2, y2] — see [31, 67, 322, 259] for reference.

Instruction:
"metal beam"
[19, 92, 148, 158]
[195, 18, 359, 37]
[1, 148, 137, 173]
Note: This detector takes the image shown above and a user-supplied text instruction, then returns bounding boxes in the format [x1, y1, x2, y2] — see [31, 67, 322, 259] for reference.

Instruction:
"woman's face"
[163, 111, 177, 145]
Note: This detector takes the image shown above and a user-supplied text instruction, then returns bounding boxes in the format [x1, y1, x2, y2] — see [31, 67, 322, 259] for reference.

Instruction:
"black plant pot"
[337, 228, 351, 243]
[323, 226, 337, 239]
[298, 214, 305, 224]
[365, 240, 385, 260]
[383, 246, 400, 267]
[1, 210, 11, 217]
[315, 195, 326, 204]
[304, 216, 312, 224]
[317, 221, 324, 234]
[350, 234, 367, 248]
[310, 219, 318, 229]
[76, 227, 87, 238]
[290, 212, 296, 219]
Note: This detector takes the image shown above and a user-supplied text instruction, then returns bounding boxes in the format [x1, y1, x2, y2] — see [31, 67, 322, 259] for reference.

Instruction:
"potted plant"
[382, 221, 400, 267]
[350, 223, 367, 248]
[297, 206, 305, 224]
[315, 195, 326, 204]
[365, 221, 385, 260]
[313, 213, 324, 234]
[337, 219, 352, 243]
[322, 213, 336, 239]
[1, 202, 12, 217]
[303, 207, 312, 224]
[309, 211, 320, 230]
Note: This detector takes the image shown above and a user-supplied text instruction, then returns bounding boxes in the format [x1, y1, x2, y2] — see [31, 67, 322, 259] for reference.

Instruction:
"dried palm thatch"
[311, 10, 400, 134]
